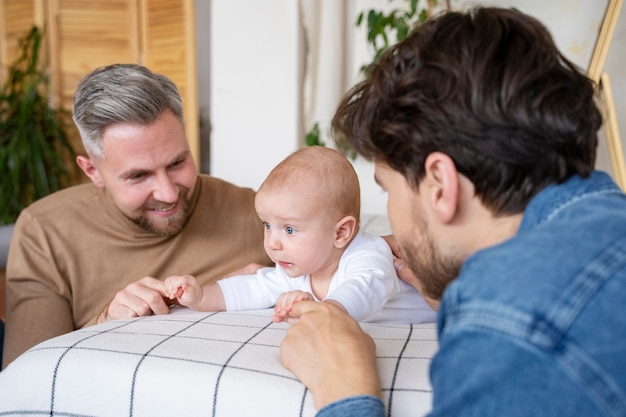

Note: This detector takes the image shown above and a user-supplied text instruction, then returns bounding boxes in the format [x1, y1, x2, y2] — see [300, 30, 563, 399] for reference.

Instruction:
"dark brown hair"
[332, 7, 601, 215]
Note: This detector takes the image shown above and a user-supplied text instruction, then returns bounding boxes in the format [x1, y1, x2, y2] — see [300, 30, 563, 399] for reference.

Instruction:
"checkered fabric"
[0, 308, 437, 417]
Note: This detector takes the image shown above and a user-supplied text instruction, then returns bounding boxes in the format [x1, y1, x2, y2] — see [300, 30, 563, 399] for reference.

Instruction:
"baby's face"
[255, 189, 338, 278]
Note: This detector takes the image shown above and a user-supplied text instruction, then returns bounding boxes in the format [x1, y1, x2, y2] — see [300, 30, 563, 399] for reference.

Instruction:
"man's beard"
[400, 214, 463, 301]
[134, 188, 191, 237]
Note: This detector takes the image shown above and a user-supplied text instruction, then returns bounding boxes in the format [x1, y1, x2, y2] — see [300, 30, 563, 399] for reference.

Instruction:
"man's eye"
[285, 226, 295, 235]
[169, 159, 184, 168]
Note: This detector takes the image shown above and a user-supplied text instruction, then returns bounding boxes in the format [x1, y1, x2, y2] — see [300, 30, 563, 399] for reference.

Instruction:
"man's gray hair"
[72, 64, 185, 159]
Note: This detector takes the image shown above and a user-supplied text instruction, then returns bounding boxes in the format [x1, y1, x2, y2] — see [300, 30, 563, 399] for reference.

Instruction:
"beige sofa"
[0, 224, 12, 321]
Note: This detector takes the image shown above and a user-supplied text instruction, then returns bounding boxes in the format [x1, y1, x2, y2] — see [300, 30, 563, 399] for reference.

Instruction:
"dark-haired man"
[280, 7, 626, 417]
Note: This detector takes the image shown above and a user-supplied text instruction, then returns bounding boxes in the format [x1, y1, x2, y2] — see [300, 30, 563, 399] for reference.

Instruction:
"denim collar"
[518, 170, 622, 232]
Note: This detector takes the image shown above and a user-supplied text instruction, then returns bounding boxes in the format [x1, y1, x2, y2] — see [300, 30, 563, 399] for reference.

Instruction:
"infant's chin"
[280, 265, 303, 278]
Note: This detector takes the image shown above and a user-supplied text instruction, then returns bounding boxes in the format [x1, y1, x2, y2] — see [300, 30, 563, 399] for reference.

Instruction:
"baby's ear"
[334, 216, 358, 249]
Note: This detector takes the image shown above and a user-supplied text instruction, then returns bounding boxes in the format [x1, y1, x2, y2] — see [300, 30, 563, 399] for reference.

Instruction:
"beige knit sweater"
[3, 174, 271, 368]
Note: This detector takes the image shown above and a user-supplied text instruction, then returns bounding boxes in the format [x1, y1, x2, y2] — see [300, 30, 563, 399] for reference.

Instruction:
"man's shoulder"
[197, 174, 254, 191]
[22, 183, 100, 218]
[194, 174, 258, 213]
[444, 220, 626, 350]
[196, 174, 256, 198]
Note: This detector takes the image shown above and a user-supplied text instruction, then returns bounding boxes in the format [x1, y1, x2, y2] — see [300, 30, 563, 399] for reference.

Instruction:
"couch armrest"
[0, 268, 5, 321]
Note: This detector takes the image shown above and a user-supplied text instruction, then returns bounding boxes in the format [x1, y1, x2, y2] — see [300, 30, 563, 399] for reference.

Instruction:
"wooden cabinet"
[0, 0, 199, 162]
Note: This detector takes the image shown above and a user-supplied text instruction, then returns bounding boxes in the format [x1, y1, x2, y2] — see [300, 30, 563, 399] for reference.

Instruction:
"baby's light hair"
[258, 146, 360, 224]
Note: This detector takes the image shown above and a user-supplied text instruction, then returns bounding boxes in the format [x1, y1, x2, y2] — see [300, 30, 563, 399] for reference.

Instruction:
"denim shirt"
[317, 171, 626, 417]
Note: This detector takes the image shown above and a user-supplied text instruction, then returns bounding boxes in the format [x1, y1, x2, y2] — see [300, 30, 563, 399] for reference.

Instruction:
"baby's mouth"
[278, 260, 294, 268]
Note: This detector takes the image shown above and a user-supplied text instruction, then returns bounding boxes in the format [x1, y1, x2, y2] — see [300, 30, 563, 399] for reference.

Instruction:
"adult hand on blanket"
[280, 301, 381, 410]
[96, 276, 171, 323]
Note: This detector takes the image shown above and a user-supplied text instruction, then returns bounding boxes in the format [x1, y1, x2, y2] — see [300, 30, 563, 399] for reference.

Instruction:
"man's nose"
[153, 173, 179, 202]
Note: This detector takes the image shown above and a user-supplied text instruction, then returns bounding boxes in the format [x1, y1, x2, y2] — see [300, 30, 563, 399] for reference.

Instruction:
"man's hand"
[280, 301, 381, 410]
[96, 276, 171, 323]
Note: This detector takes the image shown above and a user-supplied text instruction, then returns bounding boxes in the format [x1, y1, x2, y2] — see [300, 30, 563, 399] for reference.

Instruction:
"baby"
[164, 146, 435, 323]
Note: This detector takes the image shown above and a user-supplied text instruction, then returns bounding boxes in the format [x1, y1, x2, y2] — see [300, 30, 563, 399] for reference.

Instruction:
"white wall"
[461, 0, 608, 69]
[209, 0, 615, 216]
[210, 0, 303, 191]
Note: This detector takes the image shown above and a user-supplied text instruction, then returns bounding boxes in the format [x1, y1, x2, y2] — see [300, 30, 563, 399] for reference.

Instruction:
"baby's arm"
[164, 275, 227, 311]
[272, 290, 314, 322]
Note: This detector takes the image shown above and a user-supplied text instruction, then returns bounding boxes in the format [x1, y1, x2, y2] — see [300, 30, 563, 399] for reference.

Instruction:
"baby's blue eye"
[286, 226, 295, 235]
[264, 223, 271, 231]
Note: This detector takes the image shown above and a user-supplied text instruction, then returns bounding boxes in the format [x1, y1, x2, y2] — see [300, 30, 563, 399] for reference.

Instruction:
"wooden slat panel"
[45, 0, 140, 153]
[0, 0, 37, 74]
[141, 0, 198, 165]
[1, 0, 197, 163]
[48, 0, 139, 109]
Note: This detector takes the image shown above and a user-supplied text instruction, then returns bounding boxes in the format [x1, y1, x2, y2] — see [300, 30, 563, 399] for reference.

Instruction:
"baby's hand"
[164, 275, 202, 308]
[272, 290, 314, 323]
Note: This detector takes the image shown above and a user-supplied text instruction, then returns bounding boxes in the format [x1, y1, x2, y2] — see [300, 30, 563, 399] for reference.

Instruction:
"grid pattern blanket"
[0, 308, 437, 417]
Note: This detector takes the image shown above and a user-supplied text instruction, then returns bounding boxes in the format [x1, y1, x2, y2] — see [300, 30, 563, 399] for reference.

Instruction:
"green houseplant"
[305, 0, 450, 154]
[356, 0, 449, 75]
[0, 26, 81, 225]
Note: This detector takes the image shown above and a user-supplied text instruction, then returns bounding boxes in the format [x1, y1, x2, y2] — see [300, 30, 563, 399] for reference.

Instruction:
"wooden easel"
[588, 0, 626, 191]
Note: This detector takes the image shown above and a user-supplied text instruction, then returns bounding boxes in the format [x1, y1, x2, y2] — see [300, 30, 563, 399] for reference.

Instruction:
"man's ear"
[334, 215, 358, 249]
[76, 156, 105, 188]
[423, 152, 460, 224]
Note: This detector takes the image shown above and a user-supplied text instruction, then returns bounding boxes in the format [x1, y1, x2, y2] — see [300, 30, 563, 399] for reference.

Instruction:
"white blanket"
[0, 308, 437, 416]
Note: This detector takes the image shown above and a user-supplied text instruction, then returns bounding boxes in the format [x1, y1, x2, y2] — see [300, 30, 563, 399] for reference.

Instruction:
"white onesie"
[218, 231, 436, 324]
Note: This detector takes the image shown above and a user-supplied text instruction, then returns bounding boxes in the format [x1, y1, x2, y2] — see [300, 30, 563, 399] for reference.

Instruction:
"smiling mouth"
[145, 201, 178, 215]
[150, 205, 176, 212]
